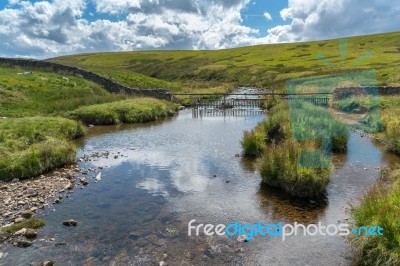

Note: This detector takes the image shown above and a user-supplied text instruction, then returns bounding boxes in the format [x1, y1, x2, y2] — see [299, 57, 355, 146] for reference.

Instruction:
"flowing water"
[1, 89, 399, 266]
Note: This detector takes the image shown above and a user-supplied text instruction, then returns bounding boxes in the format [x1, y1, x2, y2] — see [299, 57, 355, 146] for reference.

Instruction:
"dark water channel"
[1, 89, 399, 266]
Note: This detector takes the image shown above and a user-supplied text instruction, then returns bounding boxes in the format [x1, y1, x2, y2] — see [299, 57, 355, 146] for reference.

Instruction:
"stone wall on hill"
[0, 57, 175, 101]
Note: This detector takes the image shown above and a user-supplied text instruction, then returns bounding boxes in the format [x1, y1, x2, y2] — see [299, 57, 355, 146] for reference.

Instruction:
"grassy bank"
[351, 168, 400, 266]
[242, 100, 349, 198]
[347, 95, 400, 265]
[0, 117, 84, 181]
[70, 98, 178, 125]
[0, 66, 130, 117]
[0, 65, 179, 180]
[336, 95, 400, 153]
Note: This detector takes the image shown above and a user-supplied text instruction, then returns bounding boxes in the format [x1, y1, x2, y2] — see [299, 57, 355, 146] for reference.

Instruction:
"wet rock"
[26, 190, 38, 198]
[62, 220, 78, 226]
[79, 178, 89, 186]
[95, 173, 102, 181]
[114, 155, 118, 159]
[21, 210, 34, 219]
[39, 259, 55, 266]
[14, 239, 32, 248]
[14, 228, 27, 236]
[25, 229, 38, 240]
[237, 234, 248, 242]
[234, 153, 240, 157]
[128, 231, 141, 240]
[65, 181, 74, 190]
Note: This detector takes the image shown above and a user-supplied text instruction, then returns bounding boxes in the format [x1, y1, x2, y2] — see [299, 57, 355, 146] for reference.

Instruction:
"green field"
[50, 32, 400, 90]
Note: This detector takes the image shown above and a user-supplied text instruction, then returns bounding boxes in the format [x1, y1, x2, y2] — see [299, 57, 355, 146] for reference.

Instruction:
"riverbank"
[345, 95, 400, 265]
[0, 64, 181, 246]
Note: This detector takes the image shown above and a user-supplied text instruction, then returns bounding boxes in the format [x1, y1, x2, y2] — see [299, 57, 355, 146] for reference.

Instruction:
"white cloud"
[0, 0, 398, 58]
[8, 0, 20, 5]
[267, 0, 400, 42]
[263, 11, 272, 21]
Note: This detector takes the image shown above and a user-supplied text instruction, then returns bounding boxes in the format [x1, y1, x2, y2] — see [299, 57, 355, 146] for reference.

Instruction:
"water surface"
[1, 94, 398, 266]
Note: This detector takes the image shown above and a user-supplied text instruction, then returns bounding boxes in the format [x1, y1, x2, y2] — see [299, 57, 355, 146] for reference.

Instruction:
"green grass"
[260, 140, 331, 198]
[340, 95, 400, 153]
[242, 100, 348, 198]
[50, 32, 400, 89]
[351, 168, 400, 266]
[0, 65, 182, 180]
[0, 217, 46, 235]
[0, 66, 131, 117]
[241, 124, 266, 157]
[0, 117, 84, 180]
[70, 98, 179, 125]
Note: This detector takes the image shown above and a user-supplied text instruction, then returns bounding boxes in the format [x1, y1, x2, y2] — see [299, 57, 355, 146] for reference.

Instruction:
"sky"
[0, 0, 399, 58]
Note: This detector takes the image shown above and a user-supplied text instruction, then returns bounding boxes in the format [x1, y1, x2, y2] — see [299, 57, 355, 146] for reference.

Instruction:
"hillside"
[50, 32, 400, 90]
[0, 66, 131, 117]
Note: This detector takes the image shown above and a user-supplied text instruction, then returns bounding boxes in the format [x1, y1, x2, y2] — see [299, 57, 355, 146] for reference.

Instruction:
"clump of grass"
[0, 139, 76, 180]
[350, 168, 400, 266]
[0, 217, 46, 235]
[259, 140, 331, 198]
[289, 100, 349, 152]
[0, 117, 84, 180]
[337, 98, 361, 113]
[385, 119, 400, 155]
[242, 100, 348, 198]
[70, 98, 179, 125]
[241, 126, 266, 157]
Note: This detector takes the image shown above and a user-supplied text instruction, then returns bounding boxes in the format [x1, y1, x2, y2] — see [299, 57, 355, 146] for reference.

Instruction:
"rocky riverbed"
[0, 151, 119, 244]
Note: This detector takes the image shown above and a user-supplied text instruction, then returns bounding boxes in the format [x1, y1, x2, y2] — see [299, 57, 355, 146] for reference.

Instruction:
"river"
[1, 89, 399, 266]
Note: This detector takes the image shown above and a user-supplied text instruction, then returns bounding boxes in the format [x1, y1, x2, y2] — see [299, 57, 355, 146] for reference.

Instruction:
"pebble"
[14, 217, 25, 223]
[237, 234, 249, 242]
[14, 228, 27, 236]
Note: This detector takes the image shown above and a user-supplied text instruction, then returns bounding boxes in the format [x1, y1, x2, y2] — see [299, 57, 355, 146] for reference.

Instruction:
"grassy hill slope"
[50, 32, 400, 90]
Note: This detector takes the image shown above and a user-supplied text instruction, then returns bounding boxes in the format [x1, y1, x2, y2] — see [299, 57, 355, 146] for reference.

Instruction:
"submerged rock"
[40, 260, 55, 266]
[14, 239, 32, 248]
[62, 219, 78, 226]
